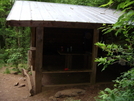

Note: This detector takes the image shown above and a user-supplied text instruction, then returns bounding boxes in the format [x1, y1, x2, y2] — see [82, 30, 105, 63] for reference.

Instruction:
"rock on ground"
[54, 88, 85, 98]
[49, 96, 57, 101]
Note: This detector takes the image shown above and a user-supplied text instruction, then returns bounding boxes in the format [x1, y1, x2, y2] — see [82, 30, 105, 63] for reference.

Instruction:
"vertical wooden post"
[31, 27, 36, 47]
[90, 28, 99, 84]
[26, 27, 36, 96]
[30, 27, 36, 71]
[32, 27, 44, 94]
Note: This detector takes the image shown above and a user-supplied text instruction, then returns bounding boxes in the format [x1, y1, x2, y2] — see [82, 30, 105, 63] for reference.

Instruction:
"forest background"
[0, 0, 134, 100]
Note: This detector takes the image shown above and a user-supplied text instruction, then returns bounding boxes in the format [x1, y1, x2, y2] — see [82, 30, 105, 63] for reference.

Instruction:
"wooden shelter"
[6, 1, 121, 94]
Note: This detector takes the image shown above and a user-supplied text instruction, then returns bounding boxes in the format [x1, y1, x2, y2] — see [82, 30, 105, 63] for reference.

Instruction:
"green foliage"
[0, 0, 30, 71]
[95, 42, 134, 70]
[96, 68, 134, 101]
[31, 0, 109, 6]
[96, 0, 134, 101]
[95, 0, 134, 69]
[95, 57, 116, 71]
[0, 26, 30, 69]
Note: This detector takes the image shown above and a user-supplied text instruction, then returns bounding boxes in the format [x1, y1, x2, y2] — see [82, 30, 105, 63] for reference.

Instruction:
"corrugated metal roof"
[6, 1, 122, 27]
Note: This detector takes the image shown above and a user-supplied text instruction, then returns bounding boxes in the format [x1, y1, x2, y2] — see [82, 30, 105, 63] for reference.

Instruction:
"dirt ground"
[0, 67, 113, 101]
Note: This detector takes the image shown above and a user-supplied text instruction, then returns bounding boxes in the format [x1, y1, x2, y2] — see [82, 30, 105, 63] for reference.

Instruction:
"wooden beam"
[29, 28, 36, 71]
[90, 28, 99, 84]
[28, 49, 36, 71]
[43, 83, 91, 87]
[7, 21, 102, 29]
[42, 70, 92, 73]
[28, 28, 36, 70]
[32, 27, 44, 94]
[31, 27, 36, 47]
[43, 82, 113, 87]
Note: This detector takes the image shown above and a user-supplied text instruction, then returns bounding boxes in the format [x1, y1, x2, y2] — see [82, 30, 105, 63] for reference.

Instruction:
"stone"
[14, 82, 19, 86]
[54, 88, 85, 98]
[18, 84, 25, 88]
[49, 96, 57, 101]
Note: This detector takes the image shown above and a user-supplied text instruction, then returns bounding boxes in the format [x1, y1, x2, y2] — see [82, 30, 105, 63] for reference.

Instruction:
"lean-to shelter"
[6, 1, 121, 94]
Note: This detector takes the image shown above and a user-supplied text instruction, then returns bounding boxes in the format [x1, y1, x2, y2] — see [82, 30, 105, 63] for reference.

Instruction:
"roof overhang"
[6, 1, 122, 28]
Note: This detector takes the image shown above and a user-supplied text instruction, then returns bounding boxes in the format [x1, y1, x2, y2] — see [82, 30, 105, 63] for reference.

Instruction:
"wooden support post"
[31, 27, 36, 47]
[90, 28, 99, 84]
[32, 27, 44, 94]
[29, 27, 36, 71]
[27, 27, 36, 95]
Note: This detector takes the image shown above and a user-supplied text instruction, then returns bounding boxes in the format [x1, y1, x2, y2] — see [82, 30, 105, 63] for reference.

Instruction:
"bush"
[95, 0, 134, 101]
[96, 68, 134, 101]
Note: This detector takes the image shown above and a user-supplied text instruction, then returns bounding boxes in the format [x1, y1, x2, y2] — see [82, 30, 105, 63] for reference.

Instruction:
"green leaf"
[111, 93, 115, 101]
[100, 0, 113, 7]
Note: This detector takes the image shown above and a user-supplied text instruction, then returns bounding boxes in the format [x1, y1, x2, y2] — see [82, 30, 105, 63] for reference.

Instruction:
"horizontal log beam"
[7, 21, 102, 29]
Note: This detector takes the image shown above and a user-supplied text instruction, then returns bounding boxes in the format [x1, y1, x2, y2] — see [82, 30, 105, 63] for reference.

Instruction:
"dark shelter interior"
[41, 27, 130, 85]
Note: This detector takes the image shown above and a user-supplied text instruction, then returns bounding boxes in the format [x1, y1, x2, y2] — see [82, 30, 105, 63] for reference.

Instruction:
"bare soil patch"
[0, 67, 113, 101]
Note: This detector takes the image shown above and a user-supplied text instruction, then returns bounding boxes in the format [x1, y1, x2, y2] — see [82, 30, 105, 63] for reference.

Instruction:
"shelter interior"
[43, 28, 93, 72]
[41, 28, 94, 85]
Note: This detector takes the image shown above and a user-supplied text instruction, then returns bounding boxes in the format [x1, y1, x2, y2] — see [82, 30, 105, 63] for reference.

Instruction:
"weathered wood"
[7, 21, 102, 29]
[43, 82, 113, 87]
[31, 27, 36, 47]
[29, 27, 36, 71]
[30, 47, 36, 50]
[28, 50, 31, 68]
[32, 27, 44, 94]
[42, 70, 92, 73]
[90, 28, 99, 84]
[28, 49, 36, 70]
[22, 69, 34, 96]
[58, 51, 91, 55]
[43, 83, 91, 87]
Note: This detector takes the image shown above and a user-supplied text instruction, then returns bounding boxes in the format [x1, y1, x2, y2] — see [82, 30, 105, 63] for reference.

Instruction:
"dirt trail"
[0, 67, 113, 101]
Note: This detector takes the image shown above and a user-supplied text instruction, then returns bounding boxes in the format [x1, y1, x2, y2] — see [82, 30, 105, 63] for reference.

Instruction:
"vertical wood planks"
[90, 28, 99, 84]
[33, 27, 44, 94]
